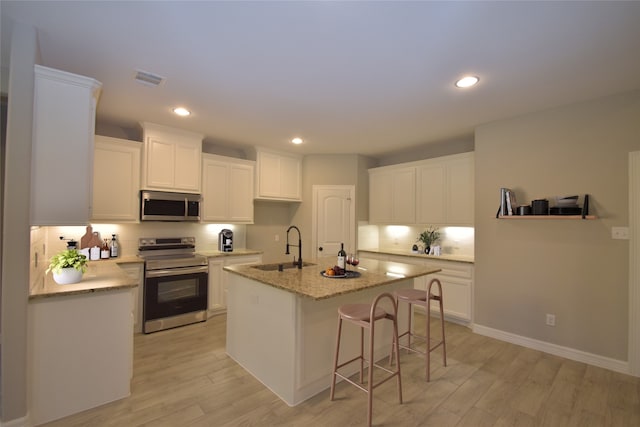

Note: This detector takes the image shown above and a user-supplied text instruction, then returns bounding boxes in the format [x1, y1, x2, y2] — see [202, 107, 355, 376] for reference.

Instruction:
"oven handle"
[145, 265, 209, 278]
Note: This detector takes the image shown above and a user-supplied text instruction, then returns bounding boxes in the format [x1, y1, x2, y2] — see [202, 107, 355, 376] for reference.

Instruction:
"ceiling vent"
[134, 69, 165, 87]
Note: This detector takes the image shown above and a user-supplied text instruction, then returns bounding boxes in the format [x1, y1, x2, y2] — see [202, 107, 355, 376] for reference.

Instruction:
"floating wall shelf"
[497, 215, 597, 220]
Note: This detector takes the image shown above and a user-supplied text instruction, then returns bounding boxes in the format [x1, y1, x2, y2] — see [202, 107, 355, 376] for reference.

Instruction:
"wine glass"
[350, 255, 359, 268]
[345, 254, 352, 270]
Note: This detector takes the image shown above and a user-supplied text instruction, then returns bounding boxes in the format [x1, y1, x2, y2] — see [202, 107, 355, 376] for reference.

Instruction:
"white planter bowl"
[52, 267, 83, 285]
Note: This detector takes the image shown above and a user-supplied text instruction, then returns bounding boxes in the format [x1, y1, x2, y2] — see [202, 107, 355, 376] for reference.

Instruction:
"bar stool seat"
[330, 292, 402, 427]
[391, 278, 447, 382]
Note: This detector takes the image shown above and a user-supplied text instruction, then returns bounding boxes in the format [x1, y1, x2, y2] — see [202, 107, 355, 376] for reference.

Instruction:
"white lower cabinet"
[208, 254, 263, 316]
[371, 253, 473, 324]
[208, 259, 225, 315]
[419, 259, 473, 324]
[118, 262, 144, 333]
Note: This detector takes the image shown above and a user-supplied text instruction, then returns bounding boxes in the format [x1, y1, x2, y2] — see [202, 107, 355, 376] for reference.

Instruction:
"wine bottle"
[337, 243, 346, 269]
[100, 239, 110, 259]
[110, 234, 119, 258]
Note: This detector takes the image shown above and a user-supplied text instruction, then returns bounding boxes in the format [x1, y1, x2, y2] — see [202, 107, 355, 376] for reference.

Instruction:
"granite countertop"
[198, 249, 263, 258]
[29, 261, 138, 300]
[359, 248, 474, 264]
[223, 256, 441, 300]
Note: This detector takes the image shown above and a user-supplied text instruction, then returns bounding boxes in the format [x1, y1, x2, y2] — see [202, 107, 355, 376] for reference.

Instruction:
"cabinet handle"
[318, 247, 323, 252]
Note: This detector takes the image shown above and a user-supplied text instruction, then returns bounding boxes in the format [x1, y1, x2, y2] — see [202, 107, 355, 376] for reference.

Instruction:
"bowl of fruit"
[321, 265, 360, 279]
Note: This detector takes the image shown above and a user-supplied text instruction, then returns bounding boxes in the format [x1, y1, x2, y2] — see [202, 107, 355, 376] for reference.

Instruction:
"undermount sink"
[251, 262, 316, 271]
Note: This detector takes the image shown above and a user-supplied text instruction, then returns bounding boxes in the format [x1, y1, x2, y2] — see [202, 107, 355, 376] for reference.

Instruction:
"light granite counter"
[359, 248, 474, 264]
[223, 256, 441, 300]
[29, 260, 138, 300]
[198, 248, 263, 258]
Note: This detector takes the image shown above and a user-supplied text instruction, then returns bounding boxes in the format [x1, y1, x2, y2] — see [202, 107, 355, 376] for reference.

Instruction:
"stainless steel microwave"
[140, 190, 201, 222]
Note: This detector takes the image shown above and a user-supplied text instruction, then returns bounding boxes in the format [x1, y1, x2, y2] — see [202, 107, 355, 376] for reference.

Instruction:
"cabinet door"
[229, 164, 254, 222]
[446, 155, 474, 225]
[279, 154, 302, 200]
[174, 141, 201, 192]
[393, 168, 416, 224]
[221, 255, 263, 310]
[207, 259, 225, 316]
[92, 136, 141, 222]
[430, 275, 472, 322]
[31, 65, 101, 225]
[369, 171, 393, 223]
[255, 149, 301, 201]
[257, 151, 281, 198]
[145, 138, 175, 189]
[202, 159, 229, 222]
[416, 163, 446, 224]
[118, 263, 144, 333]
[140, 122, 203, 192]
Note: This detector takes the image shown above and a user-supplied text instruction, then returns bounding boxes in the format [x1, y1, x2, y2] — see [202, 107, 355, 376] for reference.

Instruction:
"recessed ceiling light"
[455, 76, 479, 88]
[173, 107, 191, 116]
[291, 137, 303, 145]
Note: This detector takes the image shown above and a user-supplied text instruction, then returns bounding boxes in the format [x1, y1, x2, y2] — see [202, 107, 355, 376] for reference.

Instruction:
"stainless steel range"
[139, 237, 208, 334]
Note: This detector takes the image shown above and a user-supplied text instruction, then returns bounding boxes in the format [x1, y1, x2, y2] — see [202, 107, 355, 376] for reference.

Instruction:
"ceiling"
[2, 1, 640, 158]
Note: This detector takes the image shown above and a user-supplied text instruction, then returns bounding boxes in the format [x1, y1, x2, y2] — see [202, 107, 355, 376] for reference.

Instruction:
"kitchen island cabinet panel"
[92, 136, 141, 222]
[224, 257, 439, 405]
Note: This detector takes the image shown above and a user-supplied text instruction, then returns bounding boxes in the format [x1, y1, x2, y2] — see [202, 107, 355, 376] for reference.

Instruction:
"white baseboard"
[472, 323, 631, 376]
[0, 414, 29, 427]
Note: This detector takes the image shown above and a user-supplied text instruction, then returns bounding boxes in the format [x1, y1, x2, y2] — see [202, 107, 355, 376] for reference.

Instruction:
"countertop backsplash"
[358, 224, 474, 258]
[34, 223, 248, 260]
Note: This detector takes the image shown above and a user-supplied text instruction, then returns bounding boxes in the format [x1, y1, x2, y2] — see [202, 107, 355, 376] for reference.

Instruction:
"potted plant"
[417, 226, 441, 255]
[46, 248, 88, 285]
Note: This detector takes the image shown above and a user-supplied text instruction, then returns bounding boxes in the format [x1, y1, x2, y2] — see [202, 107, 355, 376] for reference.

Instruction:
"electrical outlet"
[274, 234, 279, 242]
[611, 227, 629, 240]
[546, 314, 556, 327]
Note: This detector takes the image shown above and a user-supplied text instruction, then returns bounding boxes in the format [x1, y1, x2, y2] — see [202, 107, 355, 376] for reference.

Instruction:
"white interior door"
[312, 186, 356, 260]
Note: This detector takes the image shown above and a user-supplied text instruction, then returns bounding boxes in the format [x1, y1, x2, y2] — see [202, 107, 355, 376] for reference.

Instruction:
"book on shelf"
[499, 188, 517, 216]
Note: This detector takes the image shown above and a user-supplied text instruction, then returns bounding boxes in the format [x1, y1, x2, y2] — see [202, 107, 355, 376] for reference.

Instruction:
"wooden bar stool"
[329, 292, 402, 427]
[391, 278, 446, 381]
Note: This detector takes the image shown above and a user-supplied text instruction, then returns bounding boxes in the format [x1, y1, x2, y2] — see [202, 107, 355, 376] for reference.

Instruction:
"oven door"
[143, 265, 208, 333]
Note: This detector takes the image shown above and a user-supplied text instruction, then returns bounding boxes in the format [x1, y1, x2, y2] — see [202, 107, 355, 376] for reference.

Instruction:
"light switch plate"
[612, 226, 630, 240]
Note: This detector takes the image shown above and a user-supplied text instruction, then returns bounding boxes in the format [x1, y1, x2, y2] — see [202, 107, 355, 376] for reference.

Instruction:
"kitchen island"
[224, 256, 440, 406]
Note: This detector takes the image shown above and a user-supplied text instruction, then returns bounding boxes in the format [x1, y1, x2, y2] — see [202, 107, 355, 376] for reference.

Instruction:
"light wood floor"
[44, 314, 639, 426]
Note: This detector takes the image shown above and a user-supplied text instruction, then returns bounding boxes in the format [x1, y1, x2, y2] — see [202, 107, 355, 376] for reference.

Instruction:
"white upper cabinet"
[140, 122, 203, 193]
[369, 152, 474, 226]
[31, 65, 102, 225]
[251, 148, 302, 201]
[417, 152, 474, 226]
[369, 167, 416, 224]
[92, 135, 141, 222]
[202, 153, 255, 223]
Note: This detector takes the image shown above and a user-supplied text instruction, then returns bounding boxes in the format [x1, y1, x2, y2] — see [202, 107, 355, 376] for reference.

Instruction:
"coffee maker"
[218, 229, 233, 252]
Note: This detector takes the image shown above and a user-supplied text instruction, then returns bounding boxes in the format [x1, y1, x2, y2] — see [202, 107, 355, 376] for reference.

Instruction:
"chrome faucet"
[285, 225, 302, 269]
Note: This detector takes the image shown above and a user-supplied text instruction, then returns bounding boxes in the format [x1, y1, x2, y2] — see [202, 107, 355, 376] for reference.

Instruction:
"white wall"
[1, 19, 39, 425]
[474, 90, 640, 363]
